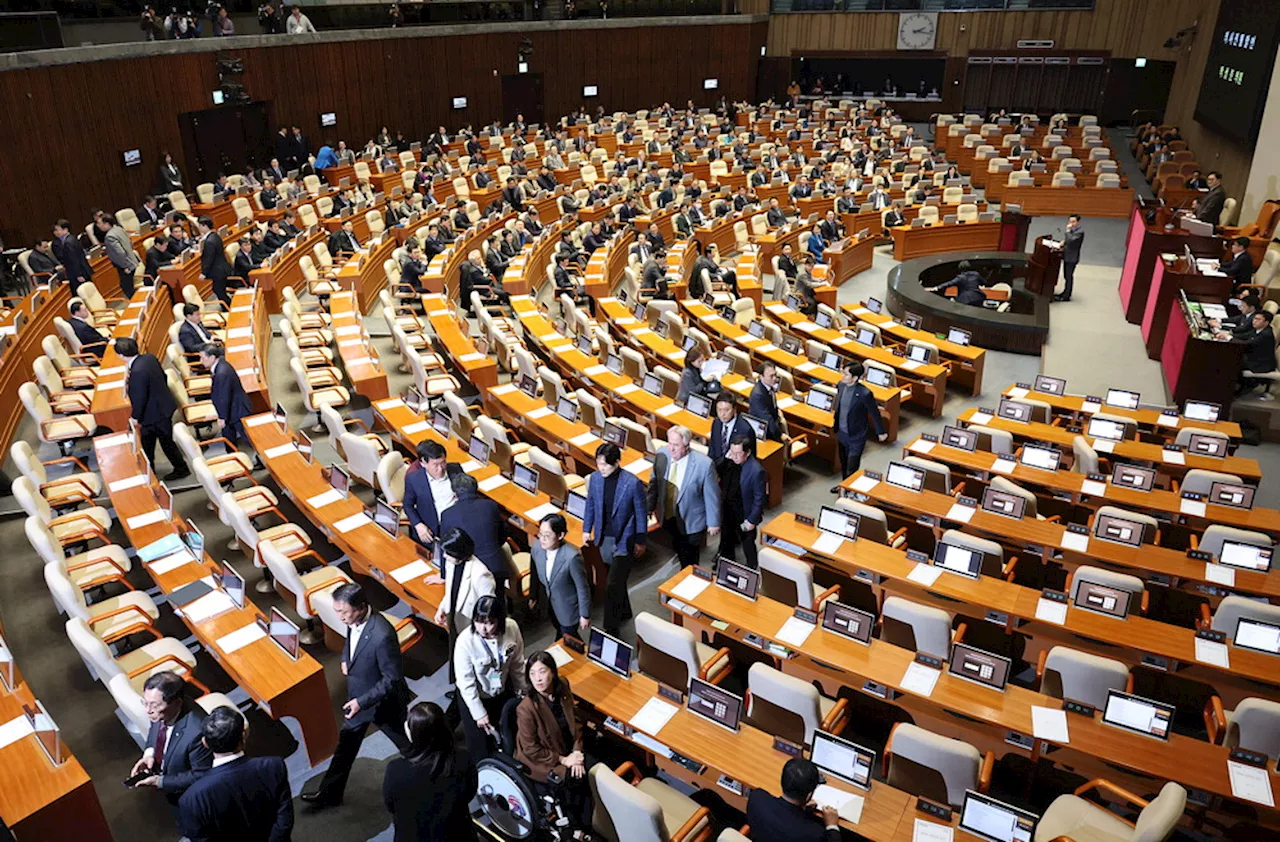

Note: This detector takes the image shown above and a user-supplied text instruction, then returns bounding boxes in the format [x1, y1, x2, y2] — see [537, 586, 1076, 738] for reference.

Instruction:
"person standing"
[196, 216, 233, 304]
[439, 473, 510, 596]
[1054, 214, 1084, 302]
[1194, 171, 1226, 226]
[832, 361, 886, 486]
[100, 214, 140, 297]
[707, 394, 756, 467]
[648, 426, 721, 569]
[717, 436, 766, 568]
[128, 672, 211, 818]
[453, 596, 525, 762]
[583, 443, 648, 636]
[177, 707, 294, 842]
[402, 440, 461, 547]
[52, 219, 92, 287]
[303, 583, 411, 810]
[529, 513, 591, 640]
[748, 363, 791, 446]
[432, 527, 497, 636]
[746, 757, 841, 842]
[382, 702, 479, 842]
[200, 343, 252, 446]
[118, 337, 190, 480]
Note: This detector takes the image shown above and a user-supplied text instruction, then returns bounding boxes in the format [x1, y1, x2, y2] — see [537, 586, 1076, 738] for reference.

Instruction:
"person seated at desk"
[835, 186, 859, 214]
[883, 199, 908, 230]
[280, 209, 301, 237]
[1023, 151, 1047, 171]
[692, 243, 737, 298]
[516, 651, 593, 839]
[382, 701, 478, 842]
[553, 253, 594, 316]
[818, 209, 844, 242]
[765, 198, 787, 227]
[231, 236, 257, 283]
[746, 757, 841, 842]
[1220, 236, 1254, 292]
[67, 299, 108, 358]
[582, 222, 608, 256]
[639, 252, 669, 300]
[142, 234, 176, 280]
[777, 243, 799, 285]
[459, 249, 509, 312]
[807, 223, 827, 264]
[27, 237, 64, 282]
[677, 347, 722, 406]
[794, 255, 819, 317]
[484, 234, 510, 281]
[178, 303, 217, 354]
[1187, 169, 1208, 190]
[1233, 310, 1277, 398]
[926, 259, 988, 306]
[1210, 293, 1261, 339]
[400, 246, 429, 293]
[212, 173, 233, 200]
[262, 220, 289, 252]
[867, 185, 892, 211]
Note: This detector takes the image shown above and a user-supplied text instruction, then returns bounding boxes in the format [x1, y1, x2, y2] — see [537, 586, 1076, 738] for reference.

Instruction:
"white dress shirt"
[665, 454, 688, 518]
[427, 471, 457, 516]
[544, 544, 559, 582]
[212, 752, 245, 768]
[347, 616, 368, 657]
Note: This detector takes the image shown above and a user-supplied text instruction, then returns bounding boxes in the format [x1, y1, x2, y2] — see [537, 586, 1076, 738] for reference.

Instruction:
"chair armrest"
[669, 807, 711, 842]
[100, 621, 162, 645]
[1071, 779, 1148, 820]
[613, 761, 643, 785]
[197, 436, 241, 453]
[41, 476, 96, 499]
[1043, 514, 1061, 523]
[65, 552, 126, 576]
[125, 654, 193, 680]
[1203, 696, 1226, 745]
[42, 415, 93, 439]
[43, 455, 92, 473]
[812, 583, 840, 609]
[53, 522, 111, 546]
[343, 417, 372, 434]
[1140, 590, 1150, 614]
[1002, 554, 1019, 582]
[977, 751, 994, 792]
[1197, 603, 1212, 631]
[950, 480, 967, 498]
[821, 697, 849, 733]
[301, 574, 346, 614]
[952, 621, 968, 645]
[290, 548, 328, 570]
[1034, 649, 1048, 684]
[1188, 533, 1198, 551]
[89, 603, 153, 631]
[697, 647, 732, 684]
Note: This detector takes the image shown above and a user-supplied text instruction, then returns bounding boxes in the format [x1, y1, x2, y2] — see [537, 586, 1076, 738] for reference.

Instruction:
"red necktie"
[154, 724, 168, 769]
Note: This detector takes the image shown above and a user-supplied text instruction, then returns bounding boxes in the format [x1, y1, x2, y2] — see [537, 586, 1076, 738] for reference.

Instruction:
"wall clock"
[897, 12, 938, 51]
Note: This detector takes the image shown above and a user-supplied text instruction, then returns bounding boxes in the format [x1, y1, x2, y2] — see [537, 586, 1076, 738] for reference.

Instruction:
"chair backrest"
[757, 547, 815, 608]
[1069, 564, 1146, 602]
[576, 389, 607, 429]
[339, 432, 381, 486]
[903, 455, 952, 494]
[1179, 468, 1244, 496]
[635, 612, 702, 691]
[1225, 698, 1280, 758]
[1131, 783, 1187, 842]
[1198, 524, 1272, 559]
[444, 391, 474, 440]
[939, 529, 1004, 577]
[377, 451, 407, 504]
[1072, 435, 1100, 474]
[833, 497, 892, 543]
[44, 560, 91, 620]
[1041, 646, 1129, 709]
[10, 441, 49, 485]
[881, 596, 951, 658]
[65, 616, 124, 684]
[966, 424, 1013, 455]
[745, 662, 822, 746]
[593, 765, 668, 842]
[1092, 505, 1159, 545]
[886, 723, 980, 808]
[1212, 594, 1280, 634]
[988, 476, 1040, 518]
[13, 476, 53, 523]
[259, 540, 310, 617]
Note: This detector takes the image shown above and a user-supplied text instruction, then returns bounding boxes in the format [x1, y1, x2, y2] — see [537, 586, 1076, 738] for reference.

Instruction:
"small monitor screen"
[587, 627, 631, 677]
[374, 499, 399, 537]
[295, 430, 313, 463]
[866, 298, 883, 314]
[1234, 618, 1280, 655]
[864, 367, 892, 388]
[220, 561, 246, 609]
[821, 351, 842, 370]
[602, 422, 627, 447]
[1183, 400, 1221, 422]
[959, 791, 1038, 842]
[642, 373, 663, 396]
[1111, 463, 1155, 492]
[1105, 389, 1140, 410]
[1020, 444, 1061, 472]
[686, 677, 742, 732]
[577, 334, 594, 355]
[1074, 581, 1133, 618]
[744, 414, 768, 440]
[811, 730, 875, 789]
[156, 482, 173, 520]
[686, 393, 712, 418]
[981, 487, 1026, 520]
[748, 320, 765, 339]
[1187, 433, 1227, 457]
[948, 327, 971, 346]
[452, 96, 468, 109]
[655, 320, 670, 339]
[606, 353, 624, 374]
[998, 399, 1032, 423]
[183, 524, 205, 559]
[123, 149, 142, 167]
[948, 643, 1011, 690]
[329, 464, 351, 496]
[632, 303, 647, 321]
[904, 312, 923, 330]
[513, 462, 540, 494]
[822, 601, 874, 645]
[268, 606, 301, 660]
[320, 112, 337, 127]
[682, 335, 696, 352]
[817, 505, 859, 539]
[1094, 514, 1145, 547]
[1033, 375, 1066, 395]
[781, 337, 803, 355]
[1208, 481, 1255, 510]
[941, 425, 977, 451]
[556, 396, 579, 422]
[908, 344, 930, 363]
[885, 461, 925, 491]
[468, 435, 490, 464]
[432, 408, 453, 436]
[855, 328, 876, 346]
[715, 556, 759, 599]
[274, 401, 289, 429]
[519, 374, 538, 397]
[1218, 540, 1273, 572]
[816, 311, 834, 329]
[1087, 416, 1127, 442]
[583, 85, 598, 97]
[806, 390, 835, 412]
[566, 489, 588, 520]
[1102, 690, 1173, 740]
[934, 542, 983, 579]
[786, 294, 803, 311]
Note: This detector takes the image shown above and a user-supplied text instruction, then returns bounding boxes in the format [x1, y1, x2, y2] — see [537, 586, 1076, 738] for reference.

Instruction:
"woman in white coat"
[433, 527, 496, 636]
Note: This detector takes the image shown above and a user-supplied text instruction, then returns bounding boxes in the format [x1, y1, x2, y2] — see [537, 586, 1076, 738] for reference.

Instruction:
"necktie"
[154, 724, 168, 769]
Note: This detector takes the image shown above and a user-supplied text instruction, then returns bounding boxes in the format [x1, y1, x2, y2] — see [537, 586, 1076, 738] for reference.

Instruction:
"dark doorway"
[501, 73, 544, 126]
[1101, 59, 1177, 127]
[178, 101, 272, 185]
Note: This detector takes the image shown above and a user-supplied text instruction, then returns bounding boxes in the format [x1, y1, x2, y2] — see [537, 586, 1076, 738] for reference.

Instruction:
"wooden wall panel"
[0, 20, 766, 247]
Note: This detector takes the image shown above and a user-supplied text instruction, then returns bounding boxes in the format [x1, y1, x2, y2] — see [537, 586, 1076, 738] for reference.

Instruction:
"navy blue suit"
[150, 707, 212, 807]
[748, 380, 783, 441]
[708, 415, 756, 466]
[201, 231, 233, 304]
[54, 234, 92, 285]
[439, 490, 509, 591]
[834, 380, 885, 477]
[179, 320, 216, 354]
[210, 360, 252, 444]
[68, 316, 108, 357]
[401, 462, 463, 543]
[177, 755, 293, 842]
[717, 456, 766, 567]
[583, 467, 648, 634]
[746, 789, 839, 842]
[128, 353, 189, 474]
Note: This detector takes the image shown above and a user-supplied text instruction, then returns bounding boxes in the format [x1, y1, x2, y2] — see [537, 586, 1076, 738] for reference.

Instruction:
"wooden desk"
[843, 301, 987, 396]
[998, 186, 1134, 219]
[328, 291, 389, 402]
[95, 430, 338, 767]
[222, 287, 272, 414]
[0, 283, 72, 459]
[420, 294, 499, 394]
[1161, 297, 1247, 410]
[997, 384, 1242, 441]
[955, 408, 1262, 484]
[822, 234, 876, 286]
[891, 221, 1003, 261]
[89, 285, 174, 432]
[1118, 204, 1220, 325]
[1142, 256, 1233, 360]
[332, 228, 398, 321]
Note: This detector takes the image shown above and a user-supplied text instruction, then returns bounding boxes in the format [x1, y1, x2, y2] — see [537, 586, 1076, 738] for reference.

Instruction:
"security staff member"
[833, 360, 886, 484]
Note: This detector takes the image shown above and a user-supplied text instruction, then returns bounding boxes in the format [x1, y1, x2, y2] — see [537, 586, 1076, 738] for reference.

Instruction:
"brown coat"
[515, 682, 584, 783]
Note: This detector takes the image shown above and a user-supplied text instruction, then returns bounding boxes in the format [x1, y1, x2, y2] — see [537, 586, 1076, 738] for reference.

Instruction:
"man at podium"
[1053, 214, 1084, 302]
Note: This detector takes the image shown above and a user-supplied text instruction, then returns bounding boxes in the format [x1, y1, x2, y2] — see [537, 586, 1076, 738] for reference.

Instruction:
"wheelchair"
[474, 696, 579, 842]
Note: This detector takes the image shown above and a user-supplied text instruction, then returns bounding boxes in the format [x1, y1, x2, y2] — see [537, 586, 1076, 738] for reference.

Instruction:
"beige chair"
[833, 498, 907, 547]
[376, 451, 409, 505]
[1193, 524, 1272, 561]
[258, 540, 352, 645]
[1068, 565, 1147, 614]
[1032, 781, 1186, 842]
[634, 612, 731, 691]
[903, 455, 964, 496]
[166, 370, 218, 429]
[290, 357, 350, 431]
[1072, 435, 1103, 475]
[1177, 468, 1242, 497]
[745, 662, 848, 748]
[1206, 697, 1280, 759]
[880, 596, 956, 658]
[969, 424, 1014, 455]
[41, 335, 98, 389]
[885, 723, 990, 809]
[938, 529, 1015, 580]
[758, 547, 838, 610]
[11, 440, 100, 508]
[27, 515, 131, 598]
[75, 282, 125, 326]
[220, 489, 322, 592]
[989, 475, 1055, 521]
[14, 477, 111, 544]
[43, 554, 160, 644]
[591, 762, 711, 842]
[33, 356, 93, 415]
[1037, 646, 1130, 709]
[65, 616, 209, 695]
[1090, 505, 1159, 546]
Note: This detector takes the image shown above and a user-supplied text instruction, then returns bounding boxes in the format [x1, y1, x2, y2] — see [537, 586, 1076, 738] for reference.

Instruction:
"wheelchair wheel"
[475, 755, 544, 840]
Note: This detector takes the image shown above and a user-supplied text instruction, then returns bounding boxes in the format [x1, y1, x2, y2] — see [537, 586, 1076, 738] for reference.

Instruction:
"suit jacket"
[439, 491, 508, 580]
[737, 457, 767, 526]
[674, 214, 693, 237]
[745, 790, 839, 842]
[328, 229, 359, 255]
[1062, 227, 1084, 263]
[69, 317, 108, 356]
[648, 447, 721, 533]
[343, 610, 409, 730]
[834, 381, 885, 443]
[401, 462, 463, 538]
[1243, 327, 1277, 373]
[708, 414, 756, 465]
[582, 468, 648, 554]
[150, 707, 212, 802]
[139, 204, 163, 227]
[819, 219, 843, 241]
[884, 210, 907, 228]
[179, 320, 215, 354]
[515, 686, 584, 783]
[677, 364, 717, 405]
[530, 542, 590, 629]
[382, 751, 478, 842]
[210, 361, 251, 432]
[177, 755, 293, 842]
[127, 354, 178, 427]
[104, 226, 139, 271]
[1222, 251, 1254, 287]
[1198, 185, 1226, 225]
[748, 380, 783, 441]
[201, 232, 231, 284]
[54, 234, 92, 283]
[766, 208, 787, 227]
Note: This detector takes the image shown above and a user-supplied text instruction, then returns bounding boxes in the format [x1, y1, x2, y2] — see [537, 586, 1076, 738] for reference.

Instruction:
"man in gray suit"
[530, 512, 592, 638]
[100, 213, 140, 297]
[648, 426, 721, 569]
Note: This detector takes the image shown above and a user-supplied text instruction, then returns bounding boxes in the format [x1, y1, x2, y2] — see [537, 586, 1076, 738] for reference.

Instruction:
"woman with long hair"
[382, 701, 478, 842]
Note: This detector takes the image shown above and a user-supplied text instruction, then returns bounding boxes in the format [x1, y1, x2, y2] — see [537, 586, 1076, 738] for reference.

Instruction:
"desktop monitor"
[1074, 581, 1133, 619]
[267, 607, 302, 660]
[904, 312, 924, 330]
[156, 482, 173, 520]
[686, 393, 712, 418]
[1218, 540, 1273, 572]
[748, 320, 765, 339]
[941, 425, 977, 451]
[948, 327, 971, 346]
[1208, 481, 1255, 510]
[686, 677, 743, 732]
[715, 556, 759, 599]
[566, 489, 588, 520]
[655, 320, 670, 339]
[822, 601, 875, 645]
[997, 399, 1032, 423]
[1033, 375, 1066, 396]
[518, 374, 539, 397]
[556, 396, 579, 422]
[602, 422, 628, 447]
[864, 367, 892, 388]
[1087, 416, 1127, 442]
[587, 627, 632, 677]
[981, 487, 1026, 520]
[1094, 513, 1145, 548]
[513, 462, 540, 494]
[576, 334, 594, 355]
[1186, 433, 1227, 458]
[373, 498, 400, 537]
[743, 414, 768, 440]
[329, 463, 351, 497]
[948, 643, 1011, 690]
[885, 461, 925, 492]
[1183, 400, 1221, 423]
[1019, 444, 1061, 472]
[682, 335, 697, 352]
[908, 344, 931, 363]
[933, 542, 983, 579]
[811, 730, 875, 789]
[632, 302, 647, 321]
[1105, 389, 1140, 410]
[467, 435, 491, 465]
[866, 298, 883, 314]
[432, 408, 453, 437]
[1102, 690, 1173, 740]
[1111, 463, 1155, 492]
[817, 505, 860, 539]
[786, 294, 803, 311]
[854, 327, 876, 346]
[821, 351, 843, 370]
[219, 561, 246, 609]
[781, 336, 803, 356]
[958, 791, 1038, 842]
[642, 373, 663, 396]
[1234, 617, 1280, 655]
[806, 390, 835, 412]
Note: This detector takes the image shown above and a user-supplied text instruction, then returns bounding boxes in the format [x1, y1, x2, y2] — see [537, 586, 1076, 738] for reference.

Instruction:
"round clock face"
[899, 13, 937, 50]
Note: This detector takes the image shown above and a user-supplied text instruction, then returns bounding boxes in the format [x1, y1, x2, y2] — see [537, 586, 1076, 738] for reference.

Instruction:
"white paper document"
[1227, 760, 1276, 807]
[244, 415, 275, 427]
[812, 785, 865, 824]
[970, 411, 994, 425]
[626, 459, 653, 474]
[1180, 498, 1207, 517]
[227, 327, 252, 339]
[945, 503, 975, 524]
[1080, 480, 1107, 496]
[478, 475, 510, 492]
[811, 531, 846, 556]
[990, 457, 1017, 474]
[334, 513, 373, 533]
[148, 550, 196, 575]
[1007, 387, 1029, 399]
[545, 644, 573, 668]
[490, 384, 517, 396]
[584, 365, 609, 376]
[1080, 400, 1102, 414]
[335, 325, 361, 336]
[849, 475, 880, 493]
[0, 716, 35, 751]
[96, 432, 131, 448]
[569, 432, 599, 448]
[527, 407, 553, 419]
[913, 820, 954, 842]
[796, 362, 819, 373]
[1163, 449, 1186, 465]
[1093, 439, 1115, 454]
[616, 384, 640, 395]
[264, 443, 298, 460]
[777, 397, 799, 410]
[900, 662, 941, 697]
[655, 404, 681, 417]
[907, 564, 943, 587]
[1156, 414, 1179, 428]
[217, 624, 267, 654]
[900, 359, 924, 371]
[1060, 531, 1090, 553]
[525, 503, 560, 521]
[629, 697, 679, 735]
[670, 576, 711, 602]
[1194, 637, 1231, 668]
[774, 616, 815, 647]
[109, 474, 149, 492]
[95, 380, 124, 391]
[1205, 563, 1236, 587]
[460, 460, 483, 473]
[1031, 706, 1070, 743]
[910, 439, 936, 454]
[1035, 598, 1068, 625]
[127, 509, 167, 529]
[307, 489, 345, 509]
[184, 590, 236, 623]
[756, 343, 778, 353]
[403, 421, 431, 434]
[391, 559, 434, 584]
[459, 353, 485, 363]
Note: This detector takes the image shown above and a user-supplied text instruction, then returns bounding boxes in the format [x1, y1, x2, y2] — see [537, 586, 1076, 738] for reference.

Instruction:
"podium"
[1118, 202, 1220, 324]
[1026, 236, 1062, 296]
[1141, 255, 1232, 359]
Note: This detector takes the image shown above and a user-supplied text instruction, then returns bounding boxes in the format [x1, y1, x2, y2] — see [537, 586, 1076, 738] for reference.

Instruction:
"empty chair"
[757, 547, 838, 609]
[27, 516, 131, 597]
[988, 476, 1054, 520]
[220, 489, 320, 583]
[833, 498, 907, 547]
[34, 356, 93, 415]
[1090, 505, 1159, 545]
[41, 334, 98, 388]
[591, 761, 711, 842]
[1037, 646, 1130, 710]
[526, 445, 584, 499]
[880, 596, 954, 658]
[885, 723, 989, 809]
[903, 455, 964, 496]
[612, 417, 654, 454]
[65, 616, 209, 694]
[475, 415, 531, 474]
[290, 357, 350, 431]
[11, 440, 100, 508]
[968, 424, 1014, 455]
[1071, 435, 1102, 475]
[44, 557, 160, 643]
[21, 381, 96, 454]
[258, 540, 352, 645]
[1178, 468, 1242, 496]
[14, 477, 111, 543]
[444, 390, 479, 441]
[745, 662, 848, 748]
[938, 529, 1014, 579]
[1069, 565, 1147, 612]
[1195, 524, 1272, 561]
[1033, 781, 1186, 842]
[634, 611, 731, 691]
[1206, 594, 1280, 635]
[1206, 697, 1280, 759]
[338, 432, 383, 488]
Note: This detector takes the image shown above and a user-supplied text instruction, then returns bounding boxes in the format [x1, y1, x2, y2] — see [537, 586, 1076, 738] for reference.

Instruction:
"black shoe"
[829, 485, 842, 493]
[164, 468, 191, 481]
[1052, 294, 1066, 302]
[301, 791, 339, 809]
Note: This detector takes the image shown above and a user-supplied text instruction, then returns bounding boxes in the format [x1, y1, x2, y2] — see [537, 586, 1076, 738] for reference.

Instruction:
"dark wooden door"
[178, 101, 271, 184]
[502, 73, 544, 127]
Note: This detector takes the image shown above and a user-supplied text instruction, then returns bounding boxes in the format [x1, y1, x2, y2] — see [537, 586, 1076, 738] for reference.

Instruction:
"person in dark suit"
[178, 304, 216, 353]
[200, 343, 252, 445]
[1220, 236, 1254, 293]
[399, 246, 430, 293]
[118, 337, 189, 480]
[196, 216, 232, 304]
[677, 347, 721, 405]
[263, 220, 288, 252]
[883, 200, 907, 230]
[926, 260, 987, 306]
[583, 443, 648, 635]
[52, 219, 92, 286]
[1195, 171, 1226, 226]
[233, 237, 257, 281]
[529, 513, 591, 639]
[67, 300, 109, 358]
[303, 583, 411, 809]
[500, 177, 525, 212]
[745, 757, 840, 842]
[382, 702, 478, 842]
[439, 472, 510, 595]
[1211, 293, 1261, 339]
[1236, 310, 1277, 397]
[138, 196, 163, 228]
[26, 238, 64, 282]
[749, 363, 789, 443]
[776, 243, 799, 284]
[402, 439, 462, 546]
[143, 235, 175, 280]
[708, 394, 756, 466]
[818, 209, 844, 242]
[717, 435, 766, 568]
[833, 361, 886, 483]
[177, 706, 293, 842]
[1055, 214, 1084, 302]
[129, 672, 211, 815]
[328, 219, 360, 256]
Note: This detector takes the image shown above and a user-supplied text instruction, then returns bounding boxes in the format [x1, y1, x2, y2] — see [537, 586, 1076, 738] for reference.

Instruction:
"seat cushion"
[260, 525, 310, 556]
[231, 485, 278, 515]
[118, 638, 198, 691]
[46, 471, 103, 497]
[44, 415, 95, 440]
[1033, 795, 1133, 842]
[88, 591, 160, 639]
[184, 403, 219, 424]
[636, 778, 706, 838]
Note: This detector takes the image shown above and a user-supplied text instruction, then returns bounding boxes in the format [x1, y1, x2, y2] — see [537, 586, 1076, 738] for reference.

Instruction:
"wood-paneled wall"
[0, 20, 766, 247]
[765, 0, 1211, 58]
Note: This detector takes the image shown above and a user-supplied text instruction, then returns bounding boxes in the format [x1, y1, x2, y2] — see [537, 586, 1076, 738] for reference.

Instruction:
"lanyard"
[480, 634, 503, 673]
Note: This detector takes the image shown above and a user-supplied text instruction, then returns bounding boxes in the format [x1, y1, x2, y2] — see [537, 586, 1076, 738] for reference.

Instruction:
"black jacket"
[177, 755, 293, 842]
[127, 354, 178, 427]
[211, 360, 252, 433]
[179, 320, 216, 354]
[1243, 327, 1276, 373]
[834, 380, 885, 443]
[745, 790, 839, 842]
[439, 490, 508, 581]
[1221, 250, 1253, 288]
[69, 317, 108, 357]
[402, 462, 464, 540]
[708, 414, 756, 465]
[748, 380, 782, 441]
[54, 234, 92, 284]
[150, 707, 212, 804]
[343, 610, 410, 729]
[383, 751, 478, 842]
[1063, 226, 1084, 263]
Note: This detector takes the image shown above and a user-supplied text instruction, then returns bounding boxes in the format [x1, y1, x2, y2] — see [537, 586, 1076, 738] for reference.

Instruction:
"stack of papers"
[671, 576, 711, 602]
[545, 644, 573, 668]
[1194, 636, 1230, 668]
[970, 411, 994, 425]
[108, 474, 149, 492]
[1227, 760, 1275, 806]
[945, 503, 974, 524]
[148, 550, 197, 575]
[391, 559, 434, 584]
[990, 458, 1017, 474]
[907, 564, 943, 587]
[184, 590, 237, 622]
[1080, 479, 1107, 496]
[216, 624, 266, 654]
[478, 475, 509, 492]
[263, 443, 297, 460]
[629, 697, 679, 735]
[1031, 706, 1070, 742]
[1205, 564, 1236, 587]
[900, 662, 941, 697]
[127, 509, 167, 529]
[525, 503, 560, 521]
[1060, 532, 1090, 553]
[812, 786, 865, 823]
[774, 616, 815, 647]
[849, 475, 880, 493]
[307, 489, 345, 508]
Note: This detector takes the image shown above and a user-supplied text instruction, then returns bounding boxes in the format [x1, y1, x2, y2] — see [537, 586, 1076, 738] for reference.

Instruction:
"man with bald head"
[648, 426, 721, 569]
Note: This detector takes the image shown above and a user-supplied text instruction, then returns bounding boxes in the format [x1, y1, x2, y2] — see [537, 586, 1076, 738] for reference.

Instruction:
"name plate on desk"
[916, 798, 953, 822]
[1230, 748, 1270, 768]
[793, 606, 818, 625]
[691, 565, 714, 581]
[795, 514, 815, 527]
[657, 684, 684, 705]
[772, 736, 803, 757]
[1063, 699, 1096, 717]
[562, 635, 586, 654]
[914, 652, 944, 670]
[906, 549, 929, 564]
[1187, 549, 1214, 562]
